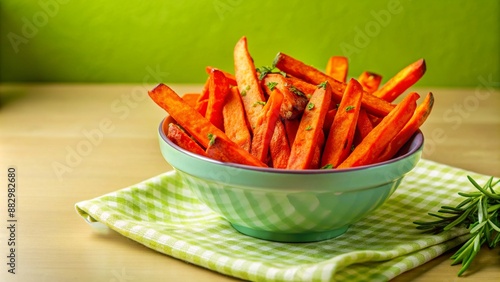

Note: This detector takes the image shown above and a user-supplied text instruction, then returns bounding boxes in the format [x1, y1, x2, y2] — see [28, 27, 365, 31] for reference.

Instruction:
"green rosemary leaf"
[443, 208, 473, 230]
[469, 176, 500, 200]
[455, 197, 474, 208]
[488, 219, 500, 232]
[469, 221, 487, 234]
[414, 175, 500, 276]
[488, 203, 500, 212]
[458, 191, 482, 198]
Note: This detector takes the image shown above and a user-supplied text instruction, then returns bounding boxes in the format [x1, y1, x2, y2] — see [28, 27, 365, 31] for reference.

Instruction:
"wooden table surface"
[0, 84, 499, 282]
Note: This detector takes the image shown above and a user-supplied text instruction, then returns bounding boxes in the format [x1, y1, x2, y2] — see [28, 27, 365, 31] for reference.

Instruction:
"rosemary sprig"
[414, 175, 500, 276]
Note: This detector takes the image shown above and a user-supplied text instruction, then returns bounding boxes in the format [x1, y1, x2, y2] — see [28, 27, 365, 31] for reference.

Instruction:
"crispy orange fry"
[274, 52, 394, 117]
[167, 123, 207, 157]
[197, 77, 210, 102]
[262, 73, 308, 119]
[223, 86, 252, 152]
[284, 118, 300, 146]
[195, 77, 210, 115]
[325, 56, 348, 83]
[287, 83, 332, 169]
[310, 130, 325, 169]
[206, 136, 267, 167]
[269, 119, 291, 169]
[357, 71, 382, 94]
[356, 71, 381, 144]
[338, 92, 420, 168]
[377, 92, 434, 162]
[206, 66, 237, 85]
[251, 88, 284, 163]
[181, 93, 201, 108]
[321, 79, 364, 168]
[234, 36, 266, 131]
[195, 99, 208, 116]
[206, 69, 230, 131]
[149, 84, 266, 167]
[285, 75, 317, 99]
[323, 108, 337, 134]
[373, 59, 426, 102]
[353, 108, 374, 145]
[149, 83, 227, 147]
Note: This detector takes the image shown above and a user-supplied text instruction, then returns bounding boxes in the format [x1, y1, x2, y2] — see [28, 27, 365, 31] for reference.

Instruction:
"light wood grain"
[0, 84, 498, 282]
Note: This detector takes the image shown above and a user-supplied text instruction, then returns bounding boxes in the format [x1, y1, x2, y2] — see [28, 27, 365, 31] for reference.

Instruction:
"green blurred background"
[1, 0, 498, 87]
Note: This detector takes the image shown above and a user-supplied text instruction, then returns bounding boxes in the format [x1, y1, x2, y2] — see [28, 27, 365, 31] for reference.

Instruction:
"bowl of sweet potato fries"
[150, 36, 433, 242]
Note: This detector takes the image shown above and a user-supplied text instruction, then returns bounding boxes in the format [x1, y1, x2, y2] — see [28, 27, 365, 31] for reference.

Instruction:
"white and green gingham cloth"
[75, 159, 494, 281]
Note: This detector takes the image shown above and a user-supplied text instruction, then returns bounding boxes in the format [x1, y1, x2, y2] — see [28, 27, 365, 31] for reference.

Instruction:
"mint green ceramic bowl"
[158, 119, 423, 242]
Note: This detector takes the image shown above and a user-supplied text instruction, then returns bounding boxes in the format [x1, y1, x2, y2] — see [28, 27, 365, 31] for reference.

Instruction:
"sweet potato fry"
[373, 59, 426, 102]
[223, 86, 252, 152]
[273, 52, 394, 117]
[287, 83, 332, 169]
[195, 77, 210, 115]
[357, 71, 382, 94]
[251, 88, 284, 163]
[149, 83, 227, 147]
[269, 119, 291, 169]
[353, 108, 374, 145]
[284, 118, 300, 146]
[149, 83, 267, 167]
[234, 36, 266, 130]
[310, 130, 325, 169]
[206, 69, 230, 131]
[195, 99, 208, 116]
[377, 92, 434, 162]
[323, 108, 337, 134]
[325, 56, 348, 83]
[182, 93, 201, 108]
[262, 73, 308, 119]
[206, 135, 267, 167]
[167, 123, 207, 157]
[285, 75, 317, 99]
[321, 79, 364, 168]
[197, 77, 210, 102]
[356, 71, 381, 144]
[337, 92, 420, 168]
[205, 66, 237, 85]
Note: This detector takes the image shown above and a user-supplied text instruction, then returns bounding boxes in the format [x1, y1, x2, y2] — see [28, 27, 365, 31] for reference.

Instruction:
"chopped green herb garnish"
[307, 102, 315, 110]
[288, 85, 305, 97]
[267, 82, 278, 91]
[207, 133, 216, 146]
[253, 101, 266, 107]
[321, 164, 333, 169]
[305, 125, 313, 131]
[318, 81, 328, 89]
[345, 105, 355, 112]
[256, 66, 274, 80]
[240, 90, 247, 96]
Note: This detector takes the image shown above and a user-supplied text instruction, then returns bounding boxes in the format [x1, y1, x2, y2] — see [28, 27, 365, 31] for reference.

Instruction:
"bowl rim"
[159, 118, 424, 175]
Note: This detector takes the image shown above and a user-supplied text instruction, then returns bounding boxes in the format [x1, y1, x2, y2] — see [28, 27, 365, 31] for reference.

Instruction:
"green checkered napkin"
[75, 159, 493, 281]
